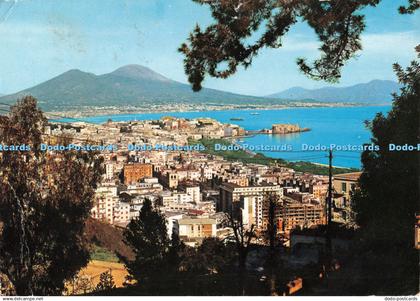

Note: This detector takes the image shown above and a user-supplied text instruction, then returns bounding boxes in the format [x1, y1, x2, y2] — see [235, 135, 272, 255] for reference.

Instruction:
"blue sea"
[79, 106, 391, 168]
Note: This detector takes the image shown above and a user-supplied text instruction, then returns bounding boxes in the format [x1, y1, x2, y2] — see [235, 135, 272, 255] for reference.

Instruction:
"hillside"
[0, 65, 293, 111]
[267, 80, 400, 103]
[84, 218, 134, 261]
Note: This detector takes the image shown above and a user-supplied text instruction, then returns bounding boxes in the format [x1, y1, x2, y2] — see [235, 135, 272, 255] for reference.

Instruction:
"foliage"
[350, 46, 419, 294]
[284, 160, 358, 175]
[180, 0, 418, 91]
[72, 275, 93, 295]
[118, 198, 258, 295]
[94, 271, 116, 292]
[119, 199, 170, 285]
[263, 193, 281, 252]
[399, 0, 420, 14]
[0, 273, 15, 296]
[84, 217, 135, 262]
[119, 200, 237, 294]
[179, 237, 235, 275]
[225, 213, 256, 269]
[90, 245, 120, 263]
[0, 96, 103, 295]
[167, 230, 185, 273]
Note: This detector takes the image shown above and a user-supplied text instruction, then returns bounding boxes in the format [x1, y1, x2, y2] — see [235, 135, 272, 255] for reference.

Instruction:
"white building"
[177, 217, 217, 246]
[105, 163, 114, 180]
[91, 184, 119, 223]
[176, 192, 192, 204]
[201, 166, 214, 180]
[186, 186, 201, 203]
[164, 211, 183, 238]
[113, 202, 131, 226]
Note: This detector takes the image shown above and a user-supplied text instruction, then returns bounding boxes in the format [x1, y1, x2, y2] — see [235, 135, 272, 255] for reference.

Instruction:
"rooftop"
[334, 172, 362, 182]
[178, 218, 216, 225]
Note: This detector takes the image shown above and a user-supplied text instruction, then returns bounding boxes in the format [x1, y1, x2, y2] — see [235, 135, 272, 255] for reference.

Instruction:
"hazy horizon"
[0, 63, 401, 98]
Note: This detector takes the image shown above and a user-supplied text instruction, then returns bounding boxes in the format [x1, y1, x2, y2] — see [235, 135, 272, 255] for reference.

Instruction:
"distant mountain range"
[0, 65, 399, 112]
[267, 80, 400, 104]
[0, 65, 294, 111]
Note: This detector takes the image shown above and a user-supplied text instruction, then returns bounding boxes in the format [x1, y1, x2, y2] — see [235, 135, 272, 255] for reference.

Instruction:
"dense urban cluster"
[48, 117, 361, 250]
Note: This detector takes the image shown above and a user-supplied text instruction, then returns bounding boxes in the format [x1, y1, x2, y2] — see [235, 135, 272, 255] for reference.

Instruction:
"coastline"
[310, 162, 357, 170]
[45, 102, 380, 119]
[45, 104, 389, 169]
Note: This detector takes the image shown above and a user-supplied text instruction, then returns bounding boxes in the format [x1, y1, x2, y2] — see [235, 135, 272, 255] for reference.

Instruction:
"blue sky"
[0, 0, 418, 95]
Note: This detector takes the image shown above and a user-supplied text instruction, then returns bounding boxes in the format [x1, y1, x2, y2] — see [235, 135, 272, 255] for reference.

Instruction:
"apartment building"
[278, 200, 325, 233]
[185, 185, 201, 203]
[177, 217, 217, 246]
[90, 184, 119, 223]
[105, 163, 114, 180]
[123, 163, 153, 184]
[219, 183, 283, 213]
[332, 172, 362, 223]
[310, 182, 329, 201]
[113, 202, 131, 226]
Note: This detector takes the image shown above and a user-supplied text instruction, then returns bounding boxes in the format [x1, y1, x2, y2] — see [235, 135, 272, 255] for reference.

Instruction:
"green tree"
[167, 230, 185, 272]
[73, 275, 93, 295]
[94, 270, 116, 292]
[226, 212, 255, 269]
[0, 96, 103, 295]
[264, 193, 281, 253]
[224, 213, 256, 295]
[351, 46, 419, 294]
[179, 0, 418, 91]
[120, 199, 170, 286]
[263, 193, 282, 295]
[197, 237, 234, 274]
[180, 237, 234, 275]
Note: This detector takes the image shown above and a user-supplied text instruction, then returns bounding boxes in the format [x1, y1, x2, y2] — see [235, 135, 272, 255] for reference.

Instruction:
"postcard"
[0, 0, 418, 298]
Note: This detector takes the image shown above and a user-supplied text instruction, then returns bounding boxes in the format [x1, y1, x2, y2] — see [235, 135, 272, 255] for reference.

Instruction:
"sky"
[0, 0, 418, 96]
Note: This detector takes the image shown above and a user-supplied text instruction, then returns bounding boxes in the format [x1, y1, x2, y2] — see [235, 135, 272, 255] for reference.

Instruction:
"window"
[341, 182, 347, 192]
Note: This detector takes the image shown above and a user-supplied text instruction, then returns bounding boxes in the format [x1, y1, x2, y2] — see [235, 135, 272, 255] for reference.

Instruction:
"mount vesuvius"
[0, 65, 290, 111]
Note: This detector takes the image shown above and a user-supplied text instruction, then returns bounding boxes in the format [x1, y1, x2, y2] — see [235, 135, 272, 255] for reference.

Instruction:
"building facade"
[332, 172, 362, 223]
[123, 163, 153, 184]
